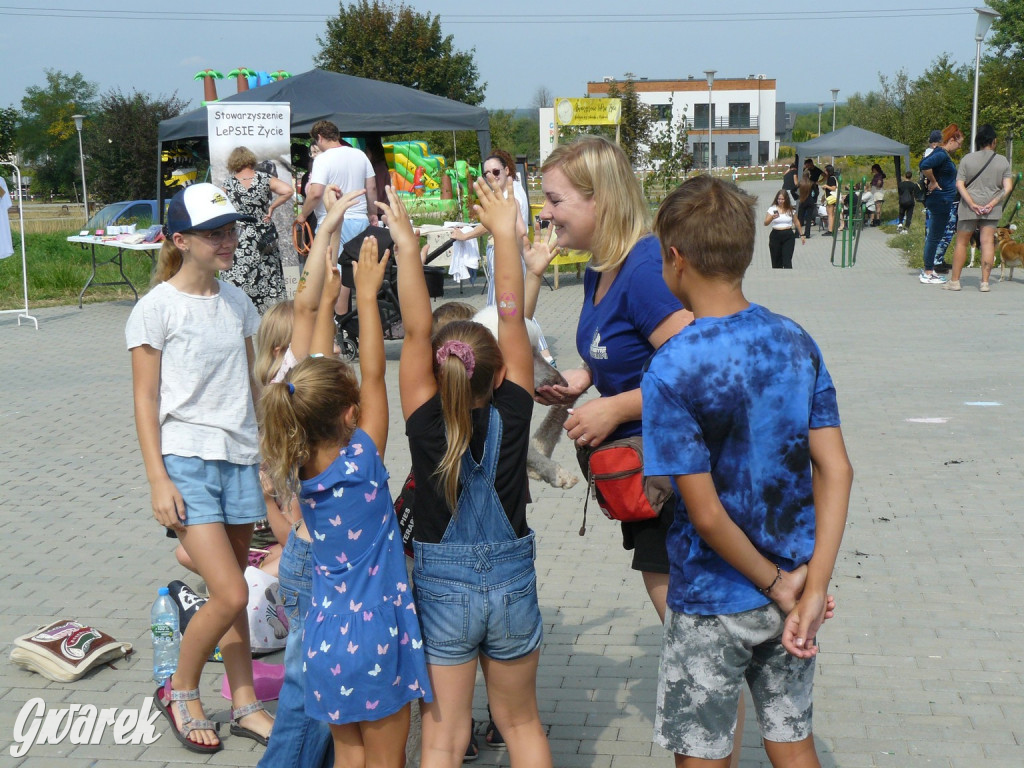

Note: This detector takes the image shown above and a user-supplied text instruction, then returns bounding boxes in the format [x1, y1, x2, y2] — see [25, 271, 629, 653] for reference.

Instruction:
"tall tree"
[532, 86, 553, 109]
[85, 89, 187, 203]
[0, 106, 17, 161]
[18, 69, 97, 197]
[986, 0, 1024, 57]
[607, 75, 653, 168]
[315, 1, 485, 105]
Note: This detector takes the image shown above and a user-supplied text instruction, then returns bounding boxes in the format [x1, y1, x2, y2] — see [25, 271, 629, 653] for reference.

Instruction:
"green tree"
[606, 76, 653, 168]
[645, 101, 692, 202]
[987, 0, 1024, 57]
[85, 89, 187, 203]
[0, 106, 17, 160]
[18, 69, 97, 197]
[315, 1, 485, 105]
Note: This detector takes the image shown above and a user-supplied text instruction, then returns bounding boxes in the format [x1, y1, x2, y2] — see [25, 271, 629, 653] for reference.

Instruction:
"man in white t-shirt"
[297, 120, 377, 245]
[297, 120, 378, 313]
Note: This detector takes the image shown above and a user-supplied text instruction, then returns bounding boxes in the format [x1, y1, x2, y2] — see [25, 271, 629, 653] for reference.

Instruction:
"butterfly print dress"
[299, 429, 432, 724]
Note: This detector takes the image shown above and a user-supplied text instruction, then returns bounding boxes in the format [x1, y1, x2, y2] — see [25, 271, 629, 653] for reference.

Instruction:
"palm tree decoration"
[270, 70, 293, 82]
[193, 69, 224, 103]
[228, 68, 256, 93]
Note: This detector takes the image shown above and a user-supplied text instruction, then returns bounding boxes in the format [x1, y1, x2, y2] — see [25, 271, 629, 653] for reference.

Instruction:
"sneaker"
[921, 272, 946, 284]
[944, 279, 962, 291]
[979, 282, 990, 292]
[934, 263, 951, 274]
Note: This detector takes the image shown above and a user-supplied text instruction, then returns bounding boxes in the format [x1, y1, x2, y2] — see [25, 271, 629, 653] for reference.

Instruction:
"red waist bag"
[576, 437, 673, 534]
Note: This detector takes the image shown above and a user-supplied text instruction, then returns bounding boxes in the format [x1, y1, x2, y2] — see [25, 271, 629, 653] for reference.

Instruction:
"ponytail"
[431, 321, 503, 512]
[152, 239, 184, 286]
[257, 356, 361, 503]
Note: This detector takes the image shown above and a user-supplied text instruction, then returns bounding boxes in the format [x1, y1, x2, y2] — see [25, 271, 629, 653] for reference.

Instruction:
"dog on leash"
[996, 227, 1024, 282]
[473, 305, 579, 489]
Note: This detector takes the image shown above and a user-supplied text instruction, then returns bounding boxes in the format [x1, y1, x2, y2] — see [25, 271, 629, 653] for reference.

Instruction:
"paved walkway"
[1, 179, 1022, 766]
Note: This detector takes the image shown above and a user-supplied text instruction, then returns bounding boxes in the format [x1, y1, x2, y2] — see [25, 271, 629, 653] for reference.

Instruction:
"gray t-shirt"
[957, 149, 1012, 222]
[125, 280, 261, 465]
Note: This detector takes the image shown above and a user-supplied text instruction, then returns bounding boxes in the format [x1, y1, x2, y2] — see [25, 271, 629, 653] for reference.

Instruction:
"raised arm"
[475, 177, 532, 390]
[293, 186, 363, 359]
[353, 236, 391, 453]
[522, 225, 557, 320]
[379, 185, 437, 418]
[310, 242, 343, 357]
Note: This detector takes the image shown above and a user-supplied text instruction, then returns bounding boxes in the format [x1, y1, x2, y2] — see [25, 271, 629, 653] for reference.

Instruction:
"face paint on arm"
[498, 292, 518, 317]
[295, 269, 310, 295]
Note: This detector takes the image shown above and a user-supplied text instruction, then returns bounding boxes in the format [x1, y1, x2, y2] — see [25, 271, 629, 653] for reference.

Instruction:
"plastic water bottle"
[151, 587, 180, 683]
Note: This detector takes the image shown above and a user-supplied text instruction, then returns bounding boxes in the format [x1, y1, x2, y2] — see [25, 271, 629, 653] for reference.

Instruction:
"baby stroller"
[334, 226, 403, 362]
[333, 227, 452, 361]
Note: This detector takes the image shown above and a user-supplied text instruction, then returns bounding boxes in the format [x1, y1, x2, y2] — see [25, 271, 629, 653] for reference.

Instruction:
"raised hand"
[353, 236, 391, 299]
[473, 176, 518, 238]
[375, 186, 417, 257]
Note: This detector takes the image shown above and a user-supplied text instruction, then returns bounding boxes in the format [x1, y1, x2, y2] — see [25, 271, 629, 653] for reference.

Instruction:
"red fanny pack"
[576, 437, 673, 534]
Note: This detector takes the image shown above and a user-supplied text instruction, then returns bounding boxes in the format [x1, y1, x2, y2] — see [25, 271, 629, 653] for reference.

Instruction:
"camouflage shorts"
[653, 604, 815, 759]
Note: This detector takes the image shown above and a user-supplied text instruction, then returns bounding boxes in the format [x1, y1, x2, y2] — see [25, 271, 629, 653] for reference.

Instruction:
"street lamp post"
[830, 89, 839, 165]
[972, 6, 999, 151]
[817, 103, 824, 163]
[72, 114, 89, 225]
[704, 70, 716, 173]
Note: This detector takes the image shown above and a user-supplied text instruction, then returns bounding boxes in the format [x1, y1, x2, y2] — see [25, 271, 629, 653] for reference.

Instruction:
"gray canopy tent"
[156, 68, 491, 211]
[794, 125, 911, 183]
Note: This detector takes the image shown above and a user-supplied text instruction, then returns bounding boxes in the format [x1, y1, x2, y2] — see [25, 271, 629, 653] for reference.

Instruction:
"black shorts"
[620, 495, 676, 574]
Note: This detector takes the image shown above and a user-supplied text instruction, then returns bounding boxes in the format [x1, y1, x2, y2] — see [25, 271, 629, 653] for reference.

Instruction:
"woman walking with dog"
[945, 124, 1013, 292]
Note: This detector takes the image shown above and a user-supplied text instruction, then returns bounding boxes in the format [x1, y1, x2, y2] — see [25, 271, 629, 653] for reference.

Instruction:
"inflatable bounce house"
[381, 140, 476, 216]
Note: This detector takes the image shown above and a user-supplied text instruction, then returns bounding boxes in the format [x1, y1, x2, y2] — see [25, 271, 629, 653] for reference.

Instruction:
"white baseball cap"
[164, 183, 252, 236]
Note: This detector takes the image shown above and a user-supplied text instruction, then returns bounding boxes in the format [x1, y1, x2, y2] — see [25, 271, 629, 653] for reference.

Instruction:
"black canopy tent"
[156, 68, 491, 213]
[794, 125, 911, 185]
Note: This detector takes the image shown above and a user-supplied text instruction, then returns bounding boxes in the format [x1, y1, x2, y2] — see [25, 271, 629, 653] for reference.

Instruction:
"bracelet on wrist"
[758, 563, 782, 596]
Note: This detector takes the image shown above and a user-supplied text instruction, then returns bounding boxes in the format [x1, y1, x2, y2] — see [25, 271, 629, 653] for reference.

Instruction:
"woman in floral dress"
[222, 146, 292, 313]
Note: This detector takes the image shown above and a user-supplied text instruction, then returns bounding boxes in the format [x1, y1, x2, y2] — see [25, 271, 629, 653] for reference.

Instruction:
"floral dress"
[299, 429, 432, 724]
[221, 171, 286, 314]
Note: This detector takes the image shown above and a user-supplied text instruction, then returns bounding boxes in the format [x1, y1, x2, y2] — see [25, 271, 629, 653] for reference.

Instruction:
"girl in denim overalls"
[383, 181, 553, 768]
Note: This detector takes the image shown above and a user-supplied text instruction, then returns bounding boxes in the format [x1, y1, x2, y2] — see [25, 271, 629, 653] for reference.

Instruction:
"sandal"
[484, 707, 505, 749]
[463, 718, 479, 762]
[230, 700, 272, 746]
[154, 678, 222, 754]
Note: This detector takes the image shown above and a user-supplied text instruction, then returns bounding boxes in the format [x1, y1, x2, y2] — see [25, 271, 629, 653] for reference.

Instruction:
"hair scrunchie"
[286, 382, 295, 395]
[435, 339, 476, 378]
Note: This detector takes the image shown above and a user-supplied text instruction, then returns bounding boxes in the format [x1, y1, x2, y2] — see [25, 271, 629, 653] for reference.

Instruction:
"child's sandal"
[154, 678, 222, 754]
[230, 700, 272, 746]
[484, 707, 506, 749]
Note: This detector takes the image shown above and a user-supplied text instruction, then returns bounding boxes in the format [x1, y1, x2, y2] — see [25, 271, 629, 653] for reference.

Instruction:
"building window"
[651, 103, 673, 122]
[694, 103, 716, 129]
[728, 103, 751, 128]
[693, 141, 716, 165]
[727, 142, 751, 166]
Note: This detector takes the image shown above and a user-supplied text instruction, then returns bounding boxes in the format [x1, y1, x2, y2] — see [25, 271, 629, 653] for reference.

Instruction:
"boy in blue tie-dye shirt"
[641, 176, 853, 767]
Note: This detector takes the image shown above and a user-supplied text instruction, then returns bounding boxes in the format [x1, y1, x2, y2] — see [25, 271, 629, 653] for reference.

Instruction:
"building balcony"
[685, 116, 760, 130]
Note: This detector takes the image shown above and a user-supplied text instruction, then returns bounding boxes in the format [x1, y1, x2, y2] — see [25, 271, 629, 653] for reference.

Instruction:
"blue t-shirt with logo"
[641, 303, 841, 616]
[576, 235, 683, 439]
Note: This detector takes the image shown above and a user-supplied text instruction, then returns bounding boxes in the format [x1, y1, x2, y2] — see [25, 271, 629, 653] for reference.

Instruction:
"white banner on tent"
[206, 103, 301, 280]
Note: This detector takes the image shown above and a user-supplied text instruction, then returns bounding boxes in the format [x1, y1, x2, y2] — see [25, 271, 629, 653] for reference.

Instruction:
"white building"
[587, 75, 785, 167]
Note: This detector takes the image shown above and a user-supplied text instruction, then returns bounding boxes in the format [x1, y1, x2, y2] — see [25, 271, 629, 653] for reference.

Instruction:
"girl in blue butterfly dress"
[259, 237, 431, 768]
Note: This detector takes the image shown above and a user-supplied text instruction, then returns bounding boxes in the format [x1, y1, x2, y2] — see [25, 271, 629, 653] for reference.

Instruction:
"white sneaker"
[944, 279, 962, 291]
[980, 282, 990, 292]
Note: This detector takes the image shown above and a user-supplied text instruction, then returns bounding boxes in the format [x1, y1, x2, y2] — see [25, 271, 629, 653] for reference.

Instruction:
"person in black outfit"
[782, 163, 799, 203]
[897, 172, 919, 232]
[796, 170, 819, 239]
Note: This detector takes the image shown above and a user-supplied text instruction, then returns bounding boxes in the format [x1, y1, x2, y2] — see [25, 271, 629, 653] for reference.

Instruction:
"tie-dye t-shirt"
[641, 303, 840, 615]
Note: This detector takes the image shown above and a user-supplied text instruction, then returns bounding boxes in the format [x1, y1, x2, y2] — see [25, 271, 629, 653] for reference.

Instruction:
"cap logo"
[209, 192, 228, 206]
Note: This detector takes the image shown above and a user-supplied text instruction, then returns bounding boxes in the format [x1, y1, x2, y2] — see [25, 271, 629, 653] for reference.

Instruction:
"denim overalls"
[413, 406, 543, 665]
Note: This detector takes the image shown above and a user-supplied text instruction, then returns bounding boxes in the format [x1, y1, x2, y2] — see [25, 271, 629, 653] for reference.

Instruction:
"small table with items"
[66, 235, 163, 308]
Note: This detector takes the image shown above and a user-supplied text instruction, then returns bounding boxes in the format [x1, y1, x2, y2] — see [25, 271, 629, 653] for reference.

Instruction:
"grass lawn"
[1, 229, 153, 308]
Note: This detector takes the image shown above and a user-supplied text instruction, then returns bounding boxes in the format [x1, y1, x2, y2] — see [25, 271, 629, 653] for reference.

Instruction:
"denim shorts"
[654, 604, 815, 759]
[412, 535, 543, 666]
[163, 455, 266, 527]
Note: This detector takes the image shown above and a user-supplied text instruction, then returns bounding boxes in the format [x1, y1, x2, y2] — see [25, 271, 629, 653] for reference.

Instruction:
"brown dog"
[996, 227, 1024, 282]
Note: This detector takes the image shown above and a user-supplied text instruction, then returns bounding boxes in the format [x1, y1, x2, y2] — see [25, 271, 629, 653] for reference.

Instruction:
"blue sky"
[0, 2, 991, 113]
